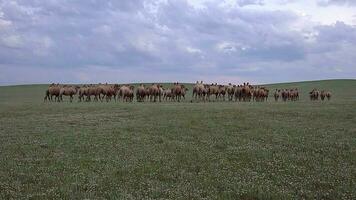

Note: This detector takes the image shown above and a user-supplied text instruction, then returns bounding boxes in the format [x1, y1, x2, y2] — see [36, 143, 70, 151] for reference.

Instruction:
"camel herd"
[309, 89, 332, 101]
[44, 83, 187, 102]
[273, 88, 299, 101]
[192, 81, 269, 102]
[43, 82, 332, 103]
[44, 84, 80, 102]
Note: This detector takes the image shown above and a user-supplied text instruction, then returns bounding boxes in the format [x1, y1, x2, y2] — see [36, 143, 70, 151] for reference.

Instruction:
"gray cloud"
[236, 0, 265, 6]
[317, 0, 356, 6]
[0, 0, 355, 85]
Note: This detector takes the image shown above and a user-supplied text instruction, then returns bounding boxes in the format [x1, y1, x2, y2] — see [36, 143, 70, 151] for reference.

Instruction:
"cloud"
[236, 0, 265, 6]
[186, 46, 202, 54]
[317, 0, 356, 6]
[1, 35, 23, 48]
[315, 21, 356, 43]
[0, 0, 355, 85]
[0, 18, 12, 30]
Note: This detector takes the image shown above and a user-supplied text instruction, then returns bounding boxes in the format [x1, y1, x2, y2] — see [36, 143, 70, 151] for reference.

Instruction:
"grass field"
[0, 79, 355, 199]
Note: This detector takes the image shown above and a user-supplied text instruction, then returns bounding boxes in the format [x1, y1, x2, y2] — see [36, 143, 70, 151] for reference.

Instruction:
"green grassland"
[0, 79, 355, 199]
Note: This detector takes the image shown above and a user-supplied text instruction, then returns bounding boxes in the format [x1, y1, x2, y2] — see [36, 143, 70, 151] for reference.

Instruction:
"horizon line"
[1, 78, 355, 87]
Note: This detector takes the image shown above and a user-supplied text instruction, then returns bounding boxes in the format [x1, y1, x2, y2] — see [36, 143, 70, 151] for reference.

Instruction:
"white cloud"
[1, 35, 23, 48]
[0, 19, 12, 30]
[262, 0, 356, 25]
[217, 42, 249, 53]
[186, 46, 202, 54]
[217, 42, 237, 53]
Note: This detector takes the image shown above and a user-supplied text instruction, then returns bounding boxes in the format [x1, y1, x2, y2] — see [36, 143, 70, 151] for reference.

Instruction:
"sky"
[0, 0, 355, 85]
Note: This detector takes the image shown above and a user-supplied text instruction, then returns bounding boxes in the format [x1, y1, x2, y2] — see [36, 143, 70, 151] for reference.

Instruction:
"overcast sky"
[0, 0, 355, 85]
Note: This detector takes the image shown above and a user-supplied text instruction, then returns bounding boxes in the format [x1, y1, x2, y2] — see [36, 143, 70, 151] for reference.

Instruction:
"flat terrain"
[0, 79, 355, 199]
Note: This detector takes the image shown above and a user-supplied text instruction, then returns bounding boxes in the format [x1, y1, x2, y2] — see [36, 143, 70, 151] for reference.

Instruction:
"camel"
[192, 81, 206, 101]
[274, 89, 280, 101]
[119, 85, 134, 102]
[218, 85, 227, 101]
[148, 84, 162, 102]
[59, 85, 80, 102]
[310, 89, 320, 101]
[171, 82, 186, 102]
[136, 84, 147, 102]
[45, 83, 61, 102]
[207, 83, 219, 101]
[226, 83, 235, 101]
